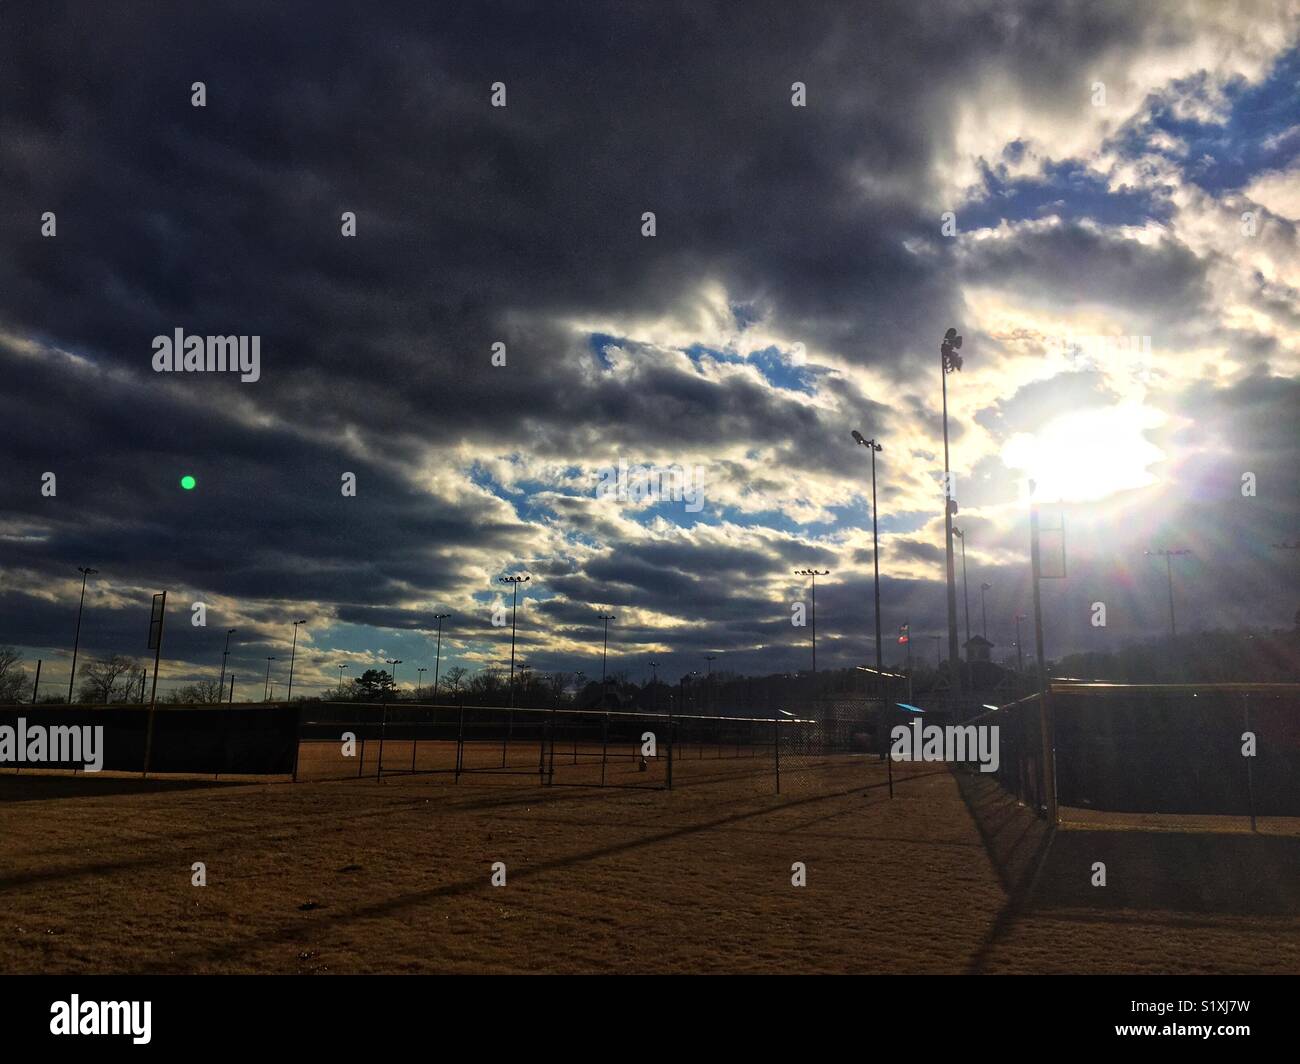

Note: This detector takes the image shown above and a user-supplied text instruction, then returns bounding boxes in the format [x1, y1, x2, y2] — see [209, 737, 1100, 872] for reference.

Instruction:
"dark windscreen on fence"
[0, 704, 299, 775]
[976, 683, 1300, 818]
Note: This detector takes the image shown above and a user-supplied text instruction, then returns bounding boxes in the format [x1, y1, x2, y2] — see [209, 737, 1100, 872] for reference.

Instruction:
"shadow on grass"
[957, 770, 1300, 973]
[0, 771, 247, 803]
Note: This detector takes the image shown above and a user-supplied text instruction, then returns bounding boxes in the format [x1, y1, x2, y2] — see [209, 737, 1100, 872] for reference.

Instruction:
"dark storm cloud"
[2, 1, 1293, 677]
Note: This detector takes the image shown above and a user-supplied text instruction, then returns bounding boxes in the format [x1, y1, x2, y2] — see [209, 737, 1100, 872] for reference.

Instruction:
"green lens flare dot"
[180, 475, 196, 490]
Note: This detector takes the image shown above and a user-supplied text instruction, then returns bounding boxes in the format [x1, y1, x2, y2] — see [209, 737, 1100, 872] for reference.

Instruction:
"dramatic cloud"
[1, 1, 1297, 692]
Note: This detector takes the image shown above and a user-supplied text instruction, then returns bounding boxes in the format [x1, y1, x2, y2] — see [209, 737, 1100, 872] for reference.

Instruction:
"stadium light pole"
[598, 613, 616, 709]
[431, 614, 450, 702]
[952, 527, 971, 650]
[499, 575, 531, 709]
[337, 663, 348, 696]
[286, 619, 307, 702]
[1014, 613, 1026, 674]
[794, 569, 830, 677]
[416, 667, 427, 697]
[851, 430, 885, 670]
[940, 328, 965, 691]
[649, 660, 659, 714]
[386, 659, 402, 700]
[218, 628, 236, 696]
[980, 583, 992, 640]
[68, 566, 98, 702]
[263, 657, 276, 702]
[703, 653, 716, 715]
[1145, 549, 1192, 637]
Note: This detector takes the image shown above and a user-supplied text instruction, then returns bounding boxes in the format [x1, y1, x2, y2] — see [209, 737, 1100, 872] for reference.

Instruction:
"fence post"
[548, 704, 557, 785]
[1243, 693, 1257, 833]
[291, 703, 302, 783]
[773, 706, 781, 795]
[667, 706, 674, 791]
[601, 712, 609, 786]
[455, 701, 464, 782]
[539, 706, 548, 784]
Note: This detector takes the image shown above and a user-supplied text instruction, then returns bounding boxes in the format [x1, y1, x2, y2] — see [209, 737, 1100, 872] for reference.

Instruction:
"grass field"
[1, 745, 1297, 974]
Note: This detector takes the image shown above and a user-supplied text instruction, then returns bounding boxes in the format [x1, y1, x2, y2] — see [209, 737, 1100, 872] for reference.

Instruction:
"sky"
[1, 0, 1298, 696]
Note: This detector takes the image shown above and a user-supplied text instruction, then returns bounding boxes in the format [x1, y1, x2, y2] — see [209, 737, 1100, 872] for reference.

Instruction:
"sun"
[1001, 404, 1165, 503]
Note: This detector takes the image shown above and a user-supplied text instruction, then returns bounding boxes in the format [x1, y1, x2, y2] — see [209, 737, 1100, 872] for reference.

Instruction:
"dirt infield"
[1, 751, 1296, 974]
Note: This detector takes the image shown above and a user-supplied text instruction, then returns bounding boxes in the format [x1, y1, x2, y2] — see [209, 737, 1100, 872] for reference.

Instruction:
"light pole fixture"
[498, 575, 531, 709]
[980, 583, 992, 641]
[218, 628, 237, 697]
[287, 619, 307, 702]
[431, 614, 450, 702]
[940, 327, 965, 691]
[1013, 613, 1026, 674]
[1145, 549, 1192, 637]
[597, 613, 616, 708]
[385, 658, 402, 700]
[337, 663, 348, 696]
[649, 660, 659, 714]
[952, 527, 971, 650]
[851, 430, 885, 670]
[794, 569, 831, 677]
[703, 653, 716, 715]
[263, 657, 276, 701]
[417, 666, 427, 697]
[68, 566, 99, 703]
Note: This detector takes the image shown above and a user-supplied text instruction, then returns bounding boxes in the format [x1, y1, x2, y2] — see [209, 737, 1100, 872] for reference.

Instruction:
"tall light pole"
[952, 526, 971, 650]
[68, 566, 98, 702]
[851, 431, 885, 670]
[940, 327, 965, 690]
[416, 666, 427, 697]
[795, 569, 830, 677]
[980, 583, 992, 640]
[703, 653, 716, 715]
[597, 613, 615, 709]
[1014, 613, 1026, 674]
[263, 657, 276, 701]
[386, 658, 402, 700]
[499, 575, 531, 709]
[431, 613, 450, 702]
[649, 660, 659, 714]
[337, 663, 348, 696]
[1145, 549, 1191, 637]
[218, 628, 236, 696]
[286, 619, 307, 701]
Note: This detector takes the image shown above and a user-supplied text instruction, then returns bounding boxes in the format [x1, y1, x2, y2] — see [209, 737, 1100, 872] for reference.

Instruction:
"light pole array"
[287, 619, 307, 701]
[263, 657, 276, 701]
[794, 569, 830, 678]
[68, 566, 98, 703]
[431, 613, 450, 702]
[851, 430, 885, 670]
[417, 667, 427, 697]
[598, 613, 615, 709]
[218, 628, 236, 697]
[1145, 549, 1192, 637]
[499, 575, 531, 709]
[952, 526, 971, 650]
[940, 327, 965, 690]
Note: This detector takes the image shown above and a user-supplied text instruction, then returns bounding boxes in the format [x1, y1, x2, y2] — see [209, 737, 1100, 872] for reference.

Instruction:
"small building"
[964, 635, 994, 663]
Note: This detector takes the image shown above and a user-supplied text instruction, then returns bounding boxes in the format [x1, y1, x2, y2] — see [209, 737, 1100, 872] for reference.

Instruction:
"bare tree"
[166, 679, 225, 704]
[443, 666, 468, 694]
[0, 646, 29, 703]
[77, 655, 140, 703]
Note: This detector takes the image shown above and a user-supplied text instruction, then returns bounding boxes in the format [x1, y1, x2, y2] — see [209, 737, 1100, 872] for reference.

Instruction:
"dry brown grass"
[1, 746, 1296, 974]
